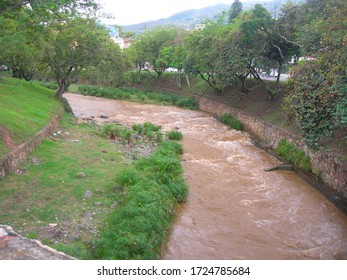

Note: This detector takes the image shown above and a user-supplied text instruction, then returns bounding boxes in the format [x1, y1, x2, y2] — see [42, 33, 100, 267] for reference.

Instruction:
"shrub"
[219, 113, 243, 130]
[275, 139, 312, 172]
[102, 124, 133, 142]
[167, 130, 183, 141]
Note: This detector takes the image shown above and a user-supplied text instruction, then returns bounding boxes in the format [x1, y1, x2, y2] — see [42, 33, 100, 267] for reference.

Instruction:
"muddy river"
[65, 93, 347, 260]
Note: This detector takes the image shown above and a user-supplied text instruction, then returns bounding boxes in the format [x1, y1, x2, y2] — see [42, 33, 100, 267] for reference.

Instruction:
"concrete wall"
[198, 97, 347, 200]
[0, 113, 63, 179]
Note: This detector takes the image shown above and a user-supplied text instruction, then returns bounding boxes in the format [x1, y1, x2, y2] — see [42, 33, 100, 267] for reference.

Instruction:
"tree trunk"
[185, 74, 191, 88]
[55, 81, 68, 98]
[275, 63, 282, 94]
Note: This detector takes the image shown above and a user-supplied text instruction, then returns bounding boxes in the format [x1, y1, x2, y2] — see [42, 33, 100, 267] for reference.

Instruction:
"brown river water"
[65, 94, 347, 260]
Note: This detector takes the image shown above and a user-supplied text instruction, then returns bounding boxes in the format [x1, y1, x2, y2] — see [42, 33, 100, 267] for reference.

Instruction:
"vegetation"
[275, 139, 312, 172]
[73, 84, 197, 110]
[0, 77, 62, 156]
[219, 113, 243, 131]
[1, 0, 345, 147]
[167, 130, 183, 141]
[0, 114, 127, 259]
[92, 140, 187, 259]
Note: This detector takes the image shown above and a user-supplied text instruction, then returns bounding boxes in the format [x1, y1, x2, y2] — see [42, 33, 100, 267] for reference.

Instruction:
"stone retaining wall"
[0, 113, 63, 179]
[198, 97, 347, 200]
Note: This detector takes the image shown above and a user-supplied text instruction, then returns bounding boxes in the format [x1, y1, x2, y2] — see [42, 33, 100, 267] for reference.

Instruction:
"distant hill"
[120, 1, 289, 34]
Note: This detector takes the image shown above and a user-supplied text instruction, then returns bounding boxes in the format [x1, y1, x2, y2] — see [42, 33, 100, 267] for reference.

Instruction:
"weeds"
[167, 130, 183, 141]
[275, 139, 312, 172]
[219, 113, 243, 130]
[92, 139, 187, 259]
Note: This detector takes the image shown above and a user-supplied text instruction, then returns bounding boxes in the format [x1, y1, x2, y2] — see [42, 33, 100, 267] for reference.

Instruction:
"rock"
[110, 202, 118, 209]
[95, 201, 102, 206]
[30, 157, 41, 165]
[48, 223, 58, 228]
[0, 225, 75, 260]
[76, 172, 86, 178]
[69, 235, 80, 242]
[82, 191, 93, 200]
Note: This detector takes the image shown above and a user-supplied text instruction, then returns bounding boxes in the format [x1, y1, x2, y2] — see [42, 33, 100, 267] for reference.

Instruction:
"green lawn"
[0, 77, 62, 156]
[0, 115, 127, 259]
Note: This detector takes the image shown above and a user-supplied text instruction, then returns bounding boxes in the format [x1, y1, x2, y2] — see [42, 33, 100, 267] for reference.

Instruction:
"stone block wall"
[0, 113, 63, 179]
[198, 97, 347, 200]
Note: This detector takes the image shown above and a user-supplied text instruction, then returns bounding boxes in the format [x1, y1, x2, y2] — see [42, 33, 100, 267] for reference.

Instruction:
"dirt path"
[1, 126, 15, 150]
[65, 93, 347, 260]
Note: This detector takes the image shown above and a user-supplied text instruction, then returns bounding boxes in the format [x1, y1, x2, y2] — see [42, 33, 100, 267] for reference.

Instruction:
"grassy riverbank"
[0, 96, 187, 259]
[0, 77, 61, 156]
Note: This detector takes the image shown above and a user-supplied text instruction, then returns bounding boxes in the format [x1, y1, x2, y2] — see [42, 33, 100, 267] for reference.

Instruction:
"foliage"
[228, 0, 242, 23]
[219, 113, 243, 130]
[167, 130, 183, 141]
[284, 6, 347, 147]
[102, 124, 133, 142]
[275, 139, 312, 172]
[127, 27, 178, 81]
[44, 17, 122, 98]
[76, 84, 197, 110]
[92, 140, 187, 259]
[0, 0, 98, 16]
[0, 10, 46, 81]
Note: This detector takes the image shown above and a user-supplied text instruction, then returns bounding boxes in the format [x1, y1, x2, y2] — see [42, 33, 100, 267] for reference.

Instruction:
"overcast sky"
[99, 0, 238, 25]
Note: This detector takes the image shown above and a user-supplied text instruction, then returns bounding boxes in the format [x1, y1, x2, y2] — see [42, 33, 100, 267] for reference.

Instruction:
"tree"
[184, 21, 227, 93]
[44, 17, 119, 98]
[284, 6, 347, 147]
[0, 0, 98, 16]
[128, 27, 178, 82]
[228, 0, 242, 23]
[0, 9, 46, 80]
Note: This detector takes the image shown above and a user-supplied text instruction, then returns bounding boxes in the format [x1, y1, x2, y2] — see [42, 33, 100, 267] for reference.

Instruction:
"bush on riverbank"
[219, 113, 243, 131]
[92, 140, 188, 259]
[73, 84, 197, 110]
[275, 139, 312, 172]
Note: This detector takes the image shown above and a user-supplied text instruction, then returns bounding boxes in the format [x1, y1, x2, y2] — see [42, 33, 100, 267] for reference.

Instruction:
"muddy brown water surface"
[65, 94, 347, 260]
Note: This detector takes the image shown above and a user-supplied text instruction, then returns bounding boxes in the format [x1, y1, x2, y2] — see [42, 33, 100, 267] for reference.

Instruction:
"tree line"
[0, 0, 346, 147]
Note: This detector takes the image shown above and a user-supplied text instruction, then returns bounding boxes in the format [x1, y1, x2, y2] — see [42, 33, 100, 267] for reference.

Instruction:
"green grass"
[0, 115, 188, 260]
[0, 115, 126, 259]
[0, 77, 62, 156]
[275, 139, 312, 172]
[92, 140, 188, 260]
[167, 130, 183, 141]
[219, 113, 243, 130]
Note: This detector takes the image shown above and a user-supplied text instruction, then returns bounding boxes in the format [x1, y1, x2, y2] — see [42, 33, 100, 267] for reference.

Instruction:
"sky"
[99, 0, 237, 26]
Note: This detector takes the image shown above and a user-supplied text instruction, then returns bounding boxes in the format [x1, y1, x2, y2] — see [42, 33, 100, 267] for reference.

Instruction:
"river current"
[65, 94, 347, 260]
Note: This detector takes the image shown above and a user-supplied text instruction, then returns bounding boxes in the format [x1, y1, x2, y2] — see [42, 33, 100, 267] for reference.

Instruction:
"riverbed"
[65, 93, 347, 260]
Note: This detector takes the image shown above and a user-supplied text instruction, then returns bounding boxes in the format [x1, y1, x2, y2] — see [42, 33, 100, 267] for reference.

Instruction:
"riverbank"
[126, 75, 347, 205]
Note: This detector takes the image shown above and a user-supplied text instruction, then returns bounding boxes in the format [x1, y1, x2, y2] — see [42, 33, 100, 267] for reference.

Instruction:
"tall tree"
[44, 17, 119, 98]
[0, 9, 46, 80]
[228, 0, 243, 23]
[128, 27, 178, 82]
[0, 0, 98, 15]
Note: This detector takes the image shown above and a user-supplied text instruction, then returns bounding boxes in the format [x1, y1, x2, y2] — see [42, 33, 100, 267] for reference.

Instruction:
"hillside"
[0, 77, 62, 156]
[121, 0, 302, 34]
